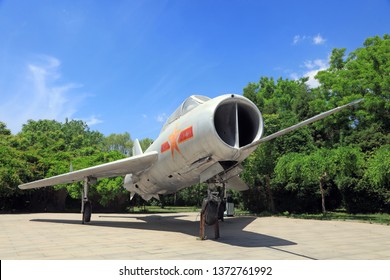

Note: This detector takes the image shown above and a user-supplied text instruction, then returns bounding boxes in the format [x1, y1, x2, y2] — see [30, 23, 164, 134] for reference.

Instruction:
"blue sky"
[0, 0, 389, 140]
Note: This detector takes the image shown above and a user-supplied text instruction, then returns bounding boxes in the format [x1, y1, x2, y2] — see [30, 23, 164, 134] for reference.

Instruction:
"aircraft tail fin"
[132, 139, 143, 156]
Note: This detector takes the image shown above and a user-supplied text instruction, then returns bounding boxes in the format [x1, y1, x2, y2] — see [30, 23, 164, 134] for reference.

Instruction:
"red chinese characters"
[178, 126, 193, 143]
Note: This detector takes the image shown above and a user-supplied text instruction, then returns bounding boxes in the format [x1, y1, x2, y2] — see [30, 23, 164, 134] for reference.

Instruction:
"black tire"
[218, 200, 226, 221]
[83, 201, 92, 224]
[204, 200, 219, 226]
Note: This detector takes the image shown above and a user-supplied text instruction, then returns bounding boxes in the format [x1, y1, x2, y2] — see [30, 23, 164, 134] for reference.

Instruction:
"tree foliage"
[242, 34, 389, 214]
[103, 133, 133, 156]
[0, 117, 155, 212]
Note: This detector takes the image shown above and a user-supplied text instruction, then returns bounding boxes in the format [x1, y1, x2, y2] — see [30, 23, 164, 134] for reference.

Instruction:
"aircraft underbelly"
[143, 148, 239, 196]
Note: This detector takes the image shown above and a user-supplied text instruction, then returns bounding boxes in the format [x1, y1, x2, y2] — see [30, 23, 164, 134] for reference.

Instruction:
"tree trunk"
[265, 174, 275, 212]
[319, 172, 327, 213]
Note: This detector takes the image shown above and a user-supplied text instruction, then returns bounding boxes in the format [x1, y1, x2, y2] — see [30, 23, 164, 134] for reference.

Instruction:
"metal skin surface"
[123, 94, 263, 200]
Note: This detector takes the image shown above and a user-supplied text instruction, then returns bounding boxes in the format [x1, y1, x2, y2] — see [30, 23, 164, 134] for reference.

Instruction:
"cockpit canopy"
[161, 95, 210, 132]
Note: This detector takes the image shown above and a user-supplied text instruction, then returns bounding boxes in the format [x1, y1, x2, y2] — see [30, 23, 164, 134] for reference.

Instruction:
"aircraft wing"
[243, 99, 363, 151]
[18, 151, 158, 190]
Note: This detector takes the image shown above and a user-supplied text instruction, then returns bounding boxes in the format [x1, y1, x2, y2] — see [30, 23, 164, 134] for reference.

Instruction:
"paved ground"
[1, 212, 390, 260]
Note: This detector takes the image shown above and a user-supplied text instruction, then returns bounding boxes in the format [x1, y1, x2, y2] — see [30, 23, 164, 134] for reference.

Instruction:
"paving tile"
[1, 213, 390, 259]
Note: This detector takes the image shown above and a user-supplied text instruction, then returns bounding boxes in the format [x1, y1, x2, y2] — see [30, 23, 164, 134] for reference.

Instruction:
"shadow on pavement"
[31, 214, 296, 248]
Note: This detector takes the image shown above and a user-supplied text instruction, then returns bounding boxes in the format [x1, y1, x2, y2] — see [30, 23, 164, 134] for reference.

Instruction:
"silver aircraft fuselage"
[124, 94, 263, 200]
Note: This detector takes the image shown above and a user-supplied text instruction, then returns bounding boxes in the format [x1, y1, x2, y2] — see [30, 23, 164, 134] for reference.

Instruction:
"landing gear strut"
[81, 176, 96, 224]
[199, 184, 226, 240]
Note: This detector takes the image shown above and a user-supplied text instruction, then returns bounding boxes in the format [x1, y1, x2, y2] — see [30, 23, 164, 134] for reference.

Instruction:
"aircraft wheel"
[204, 200, 219, 226]
[82, 201, 92, 224]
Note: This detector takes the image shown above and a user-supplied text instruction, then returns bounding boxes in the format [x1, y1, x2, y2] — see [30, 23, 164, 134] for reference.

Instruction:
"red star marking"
[168, 127, 182, 159]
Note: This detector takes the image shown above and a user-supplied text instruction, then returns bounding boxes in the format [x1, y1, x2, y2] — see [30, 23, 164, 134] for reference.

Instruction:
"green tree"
[0, 122, 11, 135]
[139, 138, 154, 152]
[103, 132, 133, 156]
[315, 34, 389, 149]
[0, 128, 32, 210]
[242, 77, 317, 213]
[273, 147, 365, 213]
[364, 145, 390, 212]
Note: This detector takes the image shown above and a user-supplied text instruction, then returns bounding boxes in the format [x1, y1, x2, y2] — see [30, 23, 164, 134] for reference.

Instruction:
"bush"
[339, 177, 384, 214]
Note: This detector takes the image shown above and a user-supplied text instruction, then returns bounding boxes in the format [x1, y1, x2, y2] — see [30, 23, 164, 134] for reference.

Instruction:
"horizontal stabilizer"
[19, 151, 158, 190]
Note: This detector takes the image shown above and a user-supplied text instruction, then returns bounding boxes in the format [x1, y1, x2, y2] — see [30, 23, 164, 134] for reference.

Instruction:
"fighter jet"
[19, 94, 361, 231]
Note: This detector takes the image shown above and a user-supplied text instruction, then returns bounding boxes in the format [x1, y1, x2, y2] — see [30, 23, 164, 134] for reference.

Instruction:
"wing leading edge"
[18, 151, 158, 190]
[243, 98, 363, 151]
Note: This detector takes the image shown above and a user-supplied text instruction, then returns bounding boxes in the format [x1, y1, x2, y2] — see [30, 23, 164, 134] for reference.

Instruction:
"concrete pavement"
[1, 212, 390, 259]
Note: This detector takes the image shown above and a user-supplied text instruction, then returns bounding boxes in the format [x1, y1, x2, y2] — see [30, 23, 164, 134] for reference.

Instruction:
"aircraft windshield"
[161, 95, 210, 132]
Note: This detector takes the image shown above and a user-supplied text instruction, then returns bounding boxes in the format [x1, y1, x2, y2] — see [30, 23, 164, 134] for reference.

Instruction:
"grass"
[128, 205, 251, 215]
[128, 205, 200, 213]
[278, 211, 390, 225]
[126, 205, 390, 225]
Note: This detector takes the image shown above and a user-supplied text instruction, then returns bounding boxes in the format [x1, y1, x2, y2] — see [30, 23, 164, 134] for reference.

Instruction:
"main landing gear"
[81, 176, 96, 224]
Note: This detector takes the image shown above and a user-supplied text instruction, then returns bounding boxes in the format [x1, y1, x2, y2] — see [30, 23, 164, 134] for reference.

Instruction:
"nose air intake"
[214, 96, 263, 148]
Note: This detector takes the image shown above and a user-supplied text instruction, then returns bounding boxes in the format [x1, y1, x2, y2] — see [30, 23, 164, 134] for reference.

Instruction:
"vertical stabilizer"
[132, 139, 143, 156]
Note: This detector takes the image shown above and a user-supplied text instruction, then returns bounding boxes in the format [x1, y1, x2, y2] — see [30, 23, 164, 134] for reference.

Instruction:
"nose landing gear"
[199, 185, 226, 240]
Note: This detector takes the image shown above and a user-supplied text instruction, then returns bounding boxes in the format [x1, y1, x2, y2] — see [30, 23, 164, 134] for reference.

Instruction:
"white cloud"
[84, 115, 103, 127]
[313, 34, 326, 45]
[303, 60, 316, 69]
[293, 35, 301, 45]
[302, 59, 328, 88]
[0, 55, 96, 133]
[292, 35, 307, 45]
[290, 72, 300, 80]
[304, 69, 322, 88]
[292, 34, 326, 45]
[288, 58, 328, 88]
[303, 59, 327, 70]
[156, 113, 167, 123]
